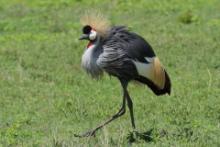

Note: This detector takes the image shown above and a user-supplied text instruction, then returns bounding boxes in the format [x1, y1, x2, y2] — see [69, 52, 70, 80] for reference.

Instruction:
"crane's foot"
[127, 129, 154, 143]
[74, 96, 126, 138]
[74, 129, 97, 138]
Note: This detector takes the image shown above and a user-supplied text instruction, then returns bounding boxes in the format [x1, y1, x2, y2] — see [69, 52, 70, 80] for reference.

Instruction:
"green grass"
[0, 0, 220, 146]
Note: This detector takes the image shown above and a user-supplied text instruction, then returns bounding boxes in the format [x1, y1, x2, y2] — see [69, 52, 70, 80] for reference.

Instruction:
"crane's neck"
[81, 37, 103, 78]
[86, 37, 100, 50]
[87, 42, 93, 48]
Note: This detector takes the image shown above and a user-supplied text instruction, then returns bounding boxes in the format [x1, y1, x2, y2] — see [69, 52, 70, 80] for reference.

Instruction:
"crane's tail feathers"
[135, 57, 171, 95]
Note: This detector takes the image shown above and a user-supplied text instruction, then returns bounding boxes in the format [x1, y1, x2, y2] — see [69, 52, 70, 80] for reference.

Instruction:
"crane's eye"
[83, 25, 92, 34]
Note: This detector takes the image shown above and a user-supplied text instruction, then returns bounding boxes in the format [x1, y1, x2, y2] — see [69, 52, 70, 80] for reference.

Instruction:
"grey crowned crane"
[75, 13, 171, 137]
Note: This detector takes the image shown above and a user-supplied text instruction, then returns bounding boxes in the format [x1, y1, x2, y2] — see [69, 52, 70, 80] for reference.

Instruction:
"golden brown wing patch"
[152, 57, 165, 89]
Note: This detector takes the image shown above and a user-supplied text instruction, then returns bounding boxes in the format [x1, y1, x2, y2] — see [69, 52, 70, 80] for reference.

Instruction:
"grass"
[0, 0, 220, 146]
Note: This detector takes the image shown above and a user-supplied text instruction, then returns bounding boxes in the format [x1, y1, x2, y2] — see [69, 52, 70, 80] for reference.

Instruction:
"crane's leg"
[125, 90, 136, 129]
[74, 80, 127, 137]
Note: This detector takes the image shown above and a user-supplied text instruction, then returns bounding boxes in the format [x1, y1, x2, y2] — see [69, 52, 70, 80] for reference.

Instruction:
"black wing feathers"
[105, 26, 156, 63]
[135, 70, 171, 95]
[101, 26, 171, 95]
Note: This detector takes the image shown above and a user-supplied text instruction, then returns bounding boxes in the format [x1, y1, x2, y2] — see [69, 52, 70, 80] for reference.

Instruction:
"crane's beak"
[79, 34, 89, 40]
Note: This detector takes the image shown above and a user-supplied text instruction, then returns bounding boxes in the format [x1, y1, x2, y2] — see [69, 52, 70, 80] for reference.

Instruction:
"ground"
[0, 0, 220, 146]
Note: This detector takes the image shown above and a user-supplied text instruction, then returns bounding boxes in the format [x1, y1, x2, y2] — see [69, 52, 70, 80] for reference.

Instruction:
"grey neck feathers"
[81, 37, 103, 78]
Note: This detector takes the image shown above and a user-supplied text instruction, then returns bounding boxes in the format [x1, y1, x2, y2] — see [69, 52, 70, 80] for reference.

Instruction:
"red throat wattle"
[87, 42, 93, 48]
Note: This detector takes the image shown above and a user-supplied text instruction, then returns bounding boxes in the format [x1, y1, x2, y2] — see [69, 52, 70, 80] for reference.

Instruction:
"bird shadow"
[126, 129, 154, 144]
[127, 128, 168, 144]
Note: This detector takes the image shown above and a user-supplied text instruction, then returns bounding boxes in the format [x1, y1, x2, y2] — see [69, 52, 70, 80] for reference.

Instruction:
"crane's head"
[79, 25, 98, 41]
[79, 11, 110, 42]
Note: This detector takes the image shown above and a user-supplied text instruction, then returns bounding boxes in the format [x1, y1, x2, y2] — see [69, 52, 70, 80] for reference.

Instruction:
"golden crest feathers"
[80, 11, 110, 37]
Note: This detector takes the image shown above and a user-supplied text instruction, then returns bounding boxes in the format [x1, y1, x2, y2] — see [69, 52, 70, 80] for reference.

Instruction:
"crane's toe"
[74, 129, 97, 138]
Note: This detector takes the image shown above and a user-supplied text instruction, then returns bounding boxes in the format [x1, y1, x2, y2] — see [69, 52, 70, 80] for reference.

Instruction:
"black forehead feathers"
[82, 25, 92, 34]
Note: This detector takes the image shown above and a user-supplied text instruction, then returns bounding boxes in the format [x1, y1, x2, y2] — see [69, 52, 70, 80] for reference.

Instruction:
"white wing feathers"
[133, 57, 165, 89]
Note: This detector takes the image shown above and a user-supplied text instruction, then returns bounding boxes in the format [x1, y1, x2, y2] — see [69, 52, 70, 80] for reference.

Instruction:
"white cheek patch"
[89, 30, 97, 40]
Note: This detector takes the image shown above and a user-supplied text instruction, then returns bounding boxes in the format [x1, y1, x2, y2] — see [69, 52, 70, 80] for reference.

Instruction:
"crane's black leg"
[125, 90, 136, 129]
[74, 80, 127, 137]
[120, 79, 135, 129]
